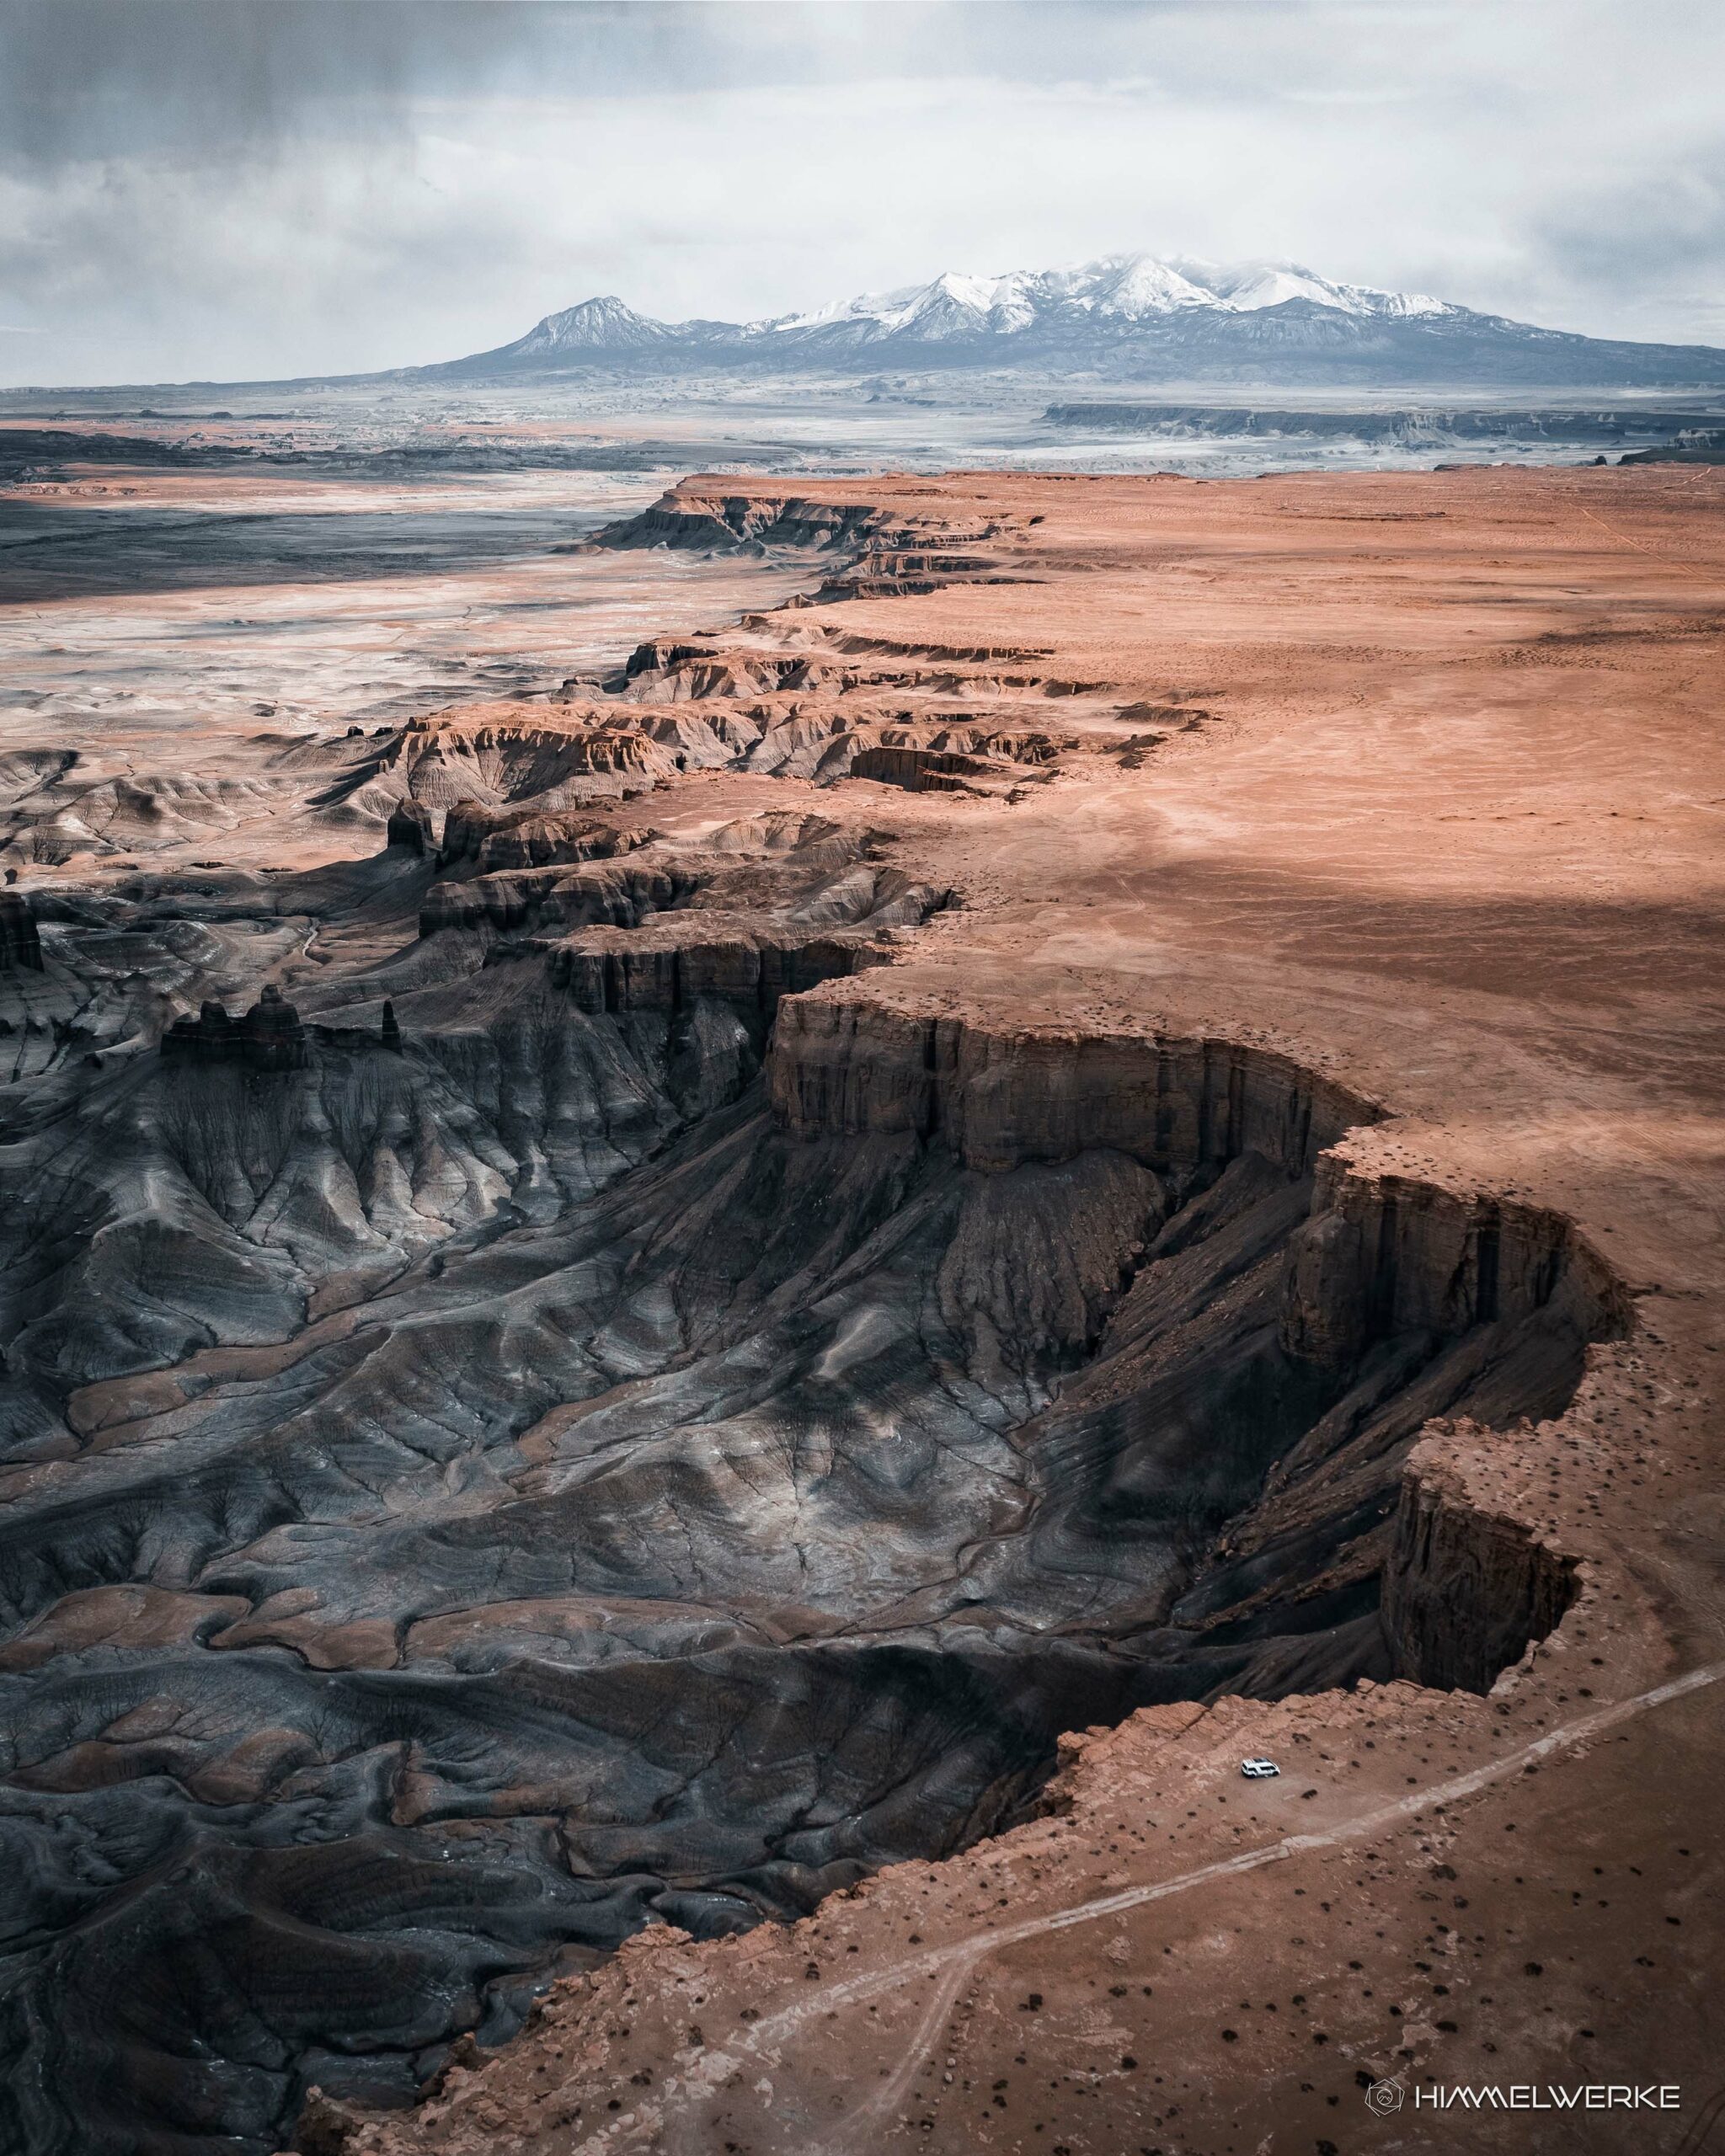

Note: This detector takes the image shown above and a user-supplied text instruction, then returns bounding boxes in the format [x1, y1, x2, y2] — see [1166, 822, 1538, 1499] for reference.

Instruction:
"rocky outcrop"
[1279, 1153, 1628, 1368]
[769, 996, 1377, 1175]
[624, 632, 719, 677]
[1381, 1446, 1580, 1690]
[848, 744, 999, 792]
[544, 928, 891, 1016]
[418, 861, 687, 937]
[0, 890, 44, 970]
[384, 798, 435, 853]
[621, 650, 807, 701]
[435, 805, 654, 873]
[594, 488, 903, 554]
[814, 627, 1055, 664]
[812, 548, 1038, 601]
[334, 718, 678, 839]
[160, 984, 308, 1073]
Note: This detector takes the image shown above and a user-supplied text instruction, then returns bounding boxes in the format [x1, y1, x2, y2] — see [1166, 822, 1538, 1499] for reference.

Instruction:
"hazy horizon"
[2, 0, 1722, 388]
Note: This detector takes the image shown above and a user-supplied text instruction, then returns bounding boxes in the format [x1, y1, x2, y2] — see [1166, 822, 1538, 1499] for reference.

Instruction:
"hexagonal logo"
[1364, 2076, 1407, 2116]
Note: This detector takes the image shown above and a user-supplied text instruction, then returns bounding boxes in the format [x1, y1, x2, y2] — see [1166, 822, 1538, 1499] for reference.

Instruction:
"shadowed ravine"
[0, 483, 1632, 2156]
[0, 991, 1618, 2153]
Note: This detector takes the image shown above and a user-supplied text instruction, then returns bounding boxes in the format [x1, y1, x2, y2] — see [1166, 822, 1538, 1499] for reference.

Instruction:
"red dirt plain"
[280, 460, 1725, 2154]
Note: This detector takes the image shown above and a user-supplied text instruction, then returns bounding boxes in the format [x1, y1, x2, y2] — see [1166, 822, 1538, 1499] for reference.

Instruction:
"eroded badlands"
[0, 464, 1719, 2156]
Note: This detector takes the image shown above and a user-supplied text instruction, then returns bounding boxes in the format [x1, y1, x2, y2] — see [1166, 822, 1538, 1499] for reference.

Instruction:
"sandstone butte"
[282, 462, 1724, 2156]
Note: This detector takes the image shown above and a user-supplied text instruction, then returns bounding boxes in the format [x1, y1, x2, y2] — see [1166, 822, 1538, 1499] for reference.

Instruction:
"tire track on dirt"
[614, 1659, 1725, 2156]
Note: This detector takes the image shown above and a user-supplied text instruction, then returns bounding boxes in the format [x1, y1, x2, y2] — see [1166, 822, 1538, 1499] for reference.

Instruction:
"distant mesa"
[412, 250, 1725, 388]
[162, 984, 308, 1073]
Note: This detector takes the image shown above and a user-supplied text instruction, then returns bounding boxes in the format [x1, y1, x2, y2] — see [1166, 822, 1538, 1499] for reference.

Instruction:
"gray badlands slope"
[0, 464, 1717, 2155]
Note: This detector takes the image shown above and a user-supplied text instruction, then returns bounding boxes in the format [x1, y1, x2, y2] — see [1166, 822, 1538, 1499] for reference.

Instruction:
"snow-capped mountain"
[508, 296, 672, 353]
[425, 252, 1725, 388]
[748, 255, 1454, 344]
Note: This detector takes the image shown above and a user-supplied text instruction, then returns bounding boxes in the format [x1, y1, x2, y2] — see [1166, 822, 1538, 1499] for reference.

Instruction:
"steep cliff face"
[435, 807, 654, 873]
[769, 995, 1376, 1176]
[1279, 1150, 1628, 1368]
[0, 890, 44, 971]
[846, 744, 1002, 792]
[160, 983, 310, 1071]
[542, 927, 889, 1016]
[593, 489, 905, 554]
[1381, 1444, 1583, 1691]
[385, 797, 436, 853]
[766, 990, 1619, 1701]
[418, 860, 687, 936]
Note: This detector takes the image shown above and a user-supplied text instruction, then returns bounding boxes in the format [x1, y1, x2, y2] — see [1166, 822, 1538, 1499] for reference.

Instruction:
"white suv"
[1240, 1758, 1280, 1779]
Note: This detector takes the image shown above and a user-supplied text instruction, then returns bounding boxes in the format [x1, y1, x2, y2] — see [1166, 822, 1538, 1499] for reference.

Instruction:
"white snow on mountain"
[1080, 255, 1218, 317]
[1172, 258, 1451, 319]
[499, 253, 1464, 360]
[748, 253, 1454, 343]
[448, 248, 1724, 387]
[512, 296, 672, 351]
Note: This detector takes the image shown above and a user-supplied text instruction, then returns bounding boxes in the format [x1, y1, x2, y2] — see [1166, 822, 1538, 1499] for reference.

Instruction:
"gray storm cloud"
[0, 0, 1721, 386]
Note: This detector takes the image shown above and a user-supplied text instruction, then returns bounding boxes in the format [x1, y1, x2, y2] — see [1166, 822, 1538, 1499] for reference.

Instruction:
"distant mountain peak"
[511, 296, 670, 353]
[744, 253, 1459, 342]
[433, 251, 1725, 389]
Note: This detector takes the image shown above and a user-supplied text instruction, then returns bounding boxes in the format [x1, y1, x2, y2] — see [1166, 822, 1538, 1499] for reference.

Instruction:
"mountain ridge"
[414, 251, 1725, 389]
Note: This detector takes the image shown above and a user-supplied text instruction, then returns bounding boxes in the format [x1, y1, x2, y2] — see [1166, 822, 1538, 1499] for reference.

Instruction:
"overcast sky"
[1, 0, 1721, 387]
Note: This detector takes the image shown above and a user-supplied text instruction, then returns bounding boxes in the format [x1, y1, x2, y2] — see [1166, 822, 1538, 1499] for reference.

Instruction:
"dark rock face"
[593, 494, 898, 554]
[163, 984, 308, 1072]
[0, 890, 43, 970]
[1381, 1458, 1581, 1691]
[386, 798, 436, 853]
[847, 743, 996, 792]
[436, 806, 654, 873]
[417, 859, 689, 937]
[243, 984, 310, 1071]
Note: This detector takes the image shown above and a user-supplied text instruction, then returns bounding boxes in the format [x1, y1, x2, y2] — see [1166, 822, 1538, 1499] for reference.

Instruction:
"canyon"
[0, 456, 1719, 2156]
